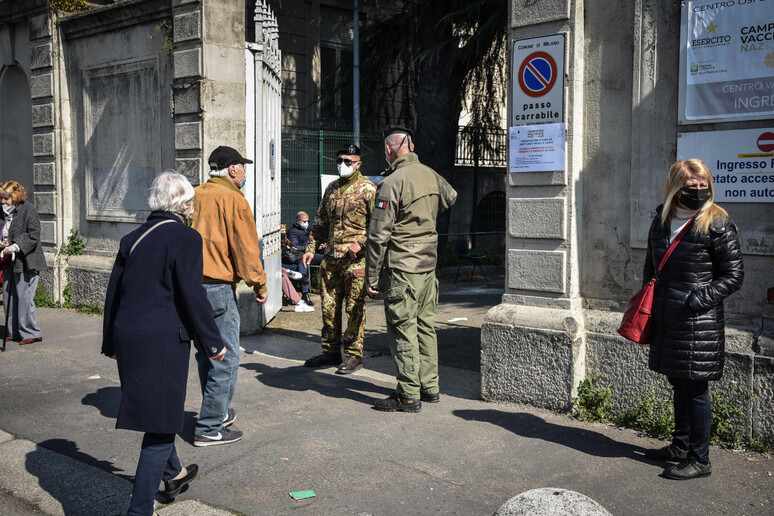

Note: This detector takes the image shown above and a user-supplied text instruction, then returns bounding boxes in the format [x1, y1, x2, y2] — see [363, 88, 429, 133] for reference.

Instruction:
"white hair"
[209, 167, 230, 178]
[386, 132, 410, 151]
[147, 170, 195, 212]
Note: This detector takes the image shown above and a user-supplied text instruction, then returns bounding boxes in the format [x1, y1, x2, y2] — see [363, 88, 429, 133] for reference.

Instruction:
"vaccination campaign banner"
[679, 0, 774, 123]
[677, 128, 774, 202]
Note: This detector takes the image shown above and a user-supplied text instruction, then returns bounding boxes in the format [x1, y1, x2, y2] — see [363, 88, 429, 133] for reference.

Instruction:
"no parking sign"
[512, 34, 564, 126]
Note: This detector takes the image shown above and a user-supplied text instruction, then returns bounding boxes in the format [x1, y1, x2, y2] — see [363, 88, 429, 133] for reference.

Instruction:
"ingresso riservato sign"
[677, 128, 774, 202]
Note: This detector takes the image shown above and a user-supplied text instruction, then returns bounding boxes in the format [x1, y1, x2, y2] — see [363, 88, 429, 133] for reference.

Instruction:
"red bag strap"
[657, 214, 695, 271]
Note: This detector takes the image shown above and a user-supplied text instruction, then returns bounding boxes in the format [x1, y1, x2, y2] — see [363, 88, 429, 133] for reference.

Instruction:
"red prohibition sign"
[518, 51, 557, 98]
[757, 132, 774, 153]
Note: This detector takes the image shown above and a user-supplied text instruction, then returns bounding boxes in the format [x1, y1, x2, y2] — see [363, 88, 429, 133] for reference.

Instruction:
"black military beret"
[337, 144, 361, 156]
[383, 124, 413, 139]
[208, 146, 253, 170]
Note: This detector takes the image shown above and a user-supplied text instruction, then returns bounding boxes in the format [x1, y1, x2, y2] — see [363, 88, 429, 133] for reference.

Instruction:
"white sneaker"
[286, 269, 303, 280]
[294, 300, 314, 312]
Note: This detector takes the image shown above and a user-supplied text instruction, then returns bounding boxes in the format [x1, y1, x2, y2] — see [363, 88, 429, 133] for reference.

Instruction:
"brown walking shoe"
[336, 356, 363, 374]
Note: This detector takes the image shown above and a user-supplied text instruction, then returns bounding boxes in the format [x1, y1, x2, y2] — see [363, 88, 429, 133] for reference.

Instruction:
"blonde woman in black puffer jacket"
[642, 159, 744, 480]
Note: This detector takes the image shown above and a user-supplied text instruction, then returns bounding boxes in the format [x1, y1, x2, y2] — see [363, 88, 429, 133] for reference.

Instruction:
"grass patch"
[572, 371, 771, 453]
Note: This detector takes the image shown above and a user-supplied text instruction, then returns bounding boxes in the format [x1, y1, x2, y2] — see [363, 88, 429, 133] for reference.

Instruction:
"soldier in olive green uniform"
[366, 125, 457, 412]
[302, 144, 376, 374]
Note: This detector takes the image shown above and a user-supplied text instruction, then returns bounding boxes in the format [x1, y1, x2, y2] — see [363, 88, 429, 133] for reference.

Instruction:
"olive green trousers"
[382, 268, 439, 399]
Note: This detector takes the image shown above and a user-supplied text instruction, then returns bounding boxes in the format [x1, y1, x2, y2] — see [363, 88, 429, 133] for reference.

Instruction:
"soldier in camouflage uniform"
[302, 144, 377, 374]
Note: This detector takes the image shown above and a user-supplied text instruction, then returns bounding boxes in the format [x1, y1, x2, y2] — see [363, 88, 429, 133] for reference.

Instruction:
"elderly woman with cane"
[642, 159, 743, 480]
[1, 180, 46, 348]
[103, 171, 225, 515]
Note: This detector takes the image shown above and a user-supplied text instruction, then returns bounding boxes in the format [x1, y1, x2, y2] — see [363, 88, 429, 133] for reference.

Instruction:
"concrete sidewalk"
[0, 305, 772, 515]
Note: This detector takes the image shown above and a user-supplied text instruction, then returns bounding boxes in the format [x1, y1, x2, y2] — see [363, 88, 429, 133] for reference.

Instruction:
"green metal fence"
[281, 129, 383, 226]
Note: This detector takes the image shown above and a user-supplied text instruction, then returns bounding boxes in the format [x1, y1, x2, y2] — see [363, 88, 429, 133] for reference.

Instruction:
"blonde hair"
[0, 180, 27, 203]
[661, 159, 729, 234]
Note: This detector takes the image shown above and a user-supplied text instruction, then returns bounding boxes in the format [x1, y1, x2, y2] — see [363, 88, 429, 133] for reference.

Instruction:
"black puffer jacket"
[644, 205, 744, 381]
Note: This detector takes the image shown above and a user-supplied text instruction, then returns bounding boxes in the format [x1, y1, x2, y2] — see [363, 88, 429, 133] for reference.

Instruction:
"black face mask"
[680, 187, 711, 210]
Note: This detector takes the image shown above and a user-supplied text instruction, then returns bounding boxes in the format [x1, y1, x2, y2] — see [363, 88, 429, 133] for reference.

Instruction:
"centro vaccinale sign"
[677, 128, 774, 202]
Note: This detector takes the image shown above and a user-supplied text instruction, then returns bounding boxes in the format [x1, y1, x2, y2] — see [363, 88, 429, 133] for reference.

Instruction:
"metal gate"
[245, 1, 282, 326]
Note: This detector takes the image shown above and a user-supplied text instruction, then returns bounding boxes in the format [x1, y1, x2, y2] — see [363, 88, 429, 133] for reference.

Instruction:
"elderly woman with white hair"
[102, 171, 225, 515]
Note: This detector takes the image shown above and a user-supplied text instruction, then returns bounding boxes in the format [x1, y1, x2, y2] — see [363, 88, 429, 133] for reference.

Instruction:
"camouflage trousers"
[320, 255, 367, 357]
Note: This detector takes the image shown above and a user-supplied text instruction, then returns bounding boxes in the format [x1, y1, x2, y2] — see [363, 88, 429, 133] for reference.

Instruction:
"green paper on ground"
[289, 490, 316, 500]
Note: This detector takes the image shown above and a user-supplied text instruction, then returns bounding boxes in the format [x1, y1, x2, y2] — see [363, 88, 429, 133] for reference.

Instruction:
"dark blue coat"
[102, 211, 224, 434]
[287, 222, 310, 250]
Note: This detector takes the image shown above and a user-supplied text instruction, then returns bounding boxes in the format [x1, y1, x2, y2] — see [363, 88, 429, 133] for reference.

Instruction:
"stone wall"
[484, 0, 774, 444]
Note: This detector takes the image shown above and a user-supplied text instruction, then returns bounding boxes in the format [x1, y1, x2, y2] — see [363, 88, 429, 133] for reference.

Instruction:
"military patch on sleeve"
[376, 200, 387, 209]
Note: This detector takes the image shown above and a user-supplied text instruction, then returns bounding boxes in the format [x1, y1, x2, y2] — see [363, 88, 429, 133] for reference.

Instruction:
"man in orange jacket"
[192, 145, 268, 446]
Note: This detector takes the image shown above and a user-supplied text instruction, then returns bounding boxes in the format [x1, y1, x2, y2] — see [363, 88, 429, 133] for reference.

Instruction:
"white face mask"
[299, 221, 308, 230]
[2, 204, 14, 215]
[338, 163, 355, 178]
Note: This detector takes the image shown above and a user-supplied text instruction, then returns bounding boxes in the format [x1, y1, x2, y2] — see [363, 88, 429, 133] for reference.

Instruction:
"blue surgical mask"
[240, 177, 247, 189]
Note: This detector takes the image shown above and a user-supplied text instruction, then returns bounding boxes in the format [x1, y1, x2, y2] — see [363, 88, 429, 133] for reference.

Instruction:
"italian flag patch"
[376, 200, 387, 209]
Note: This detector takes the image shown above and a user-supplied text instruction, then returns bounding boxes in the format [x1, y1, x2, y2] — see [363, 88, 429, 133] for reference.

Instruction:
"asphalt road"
[0, 282, 772, 515]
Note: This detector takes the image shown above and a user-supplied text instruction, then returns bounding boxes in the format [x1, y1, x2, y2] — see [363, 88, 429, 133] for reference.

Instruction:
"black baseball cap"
[382, 124, 413, 139]
[337, 144, 361, 157]
[208, 146, 253, 170]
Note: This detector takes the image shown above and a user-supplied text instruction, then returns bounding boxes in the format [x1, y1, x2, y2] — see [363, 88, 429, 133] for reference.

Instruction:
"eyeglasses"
[336, 158, 358, 166]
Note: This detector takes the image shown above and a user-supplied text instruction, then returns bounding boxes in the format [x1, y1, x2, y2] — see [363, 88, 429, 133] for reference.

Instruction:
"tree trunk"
[415, 19, 466, 244]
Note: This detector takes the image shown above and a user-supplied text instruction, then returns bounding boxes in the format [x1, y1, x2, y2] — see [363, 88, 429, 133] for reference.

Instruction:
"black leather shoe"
[163, 464, 198, 498]
[644, 443, 688, 462]
[664, 459, 712, 480]
[304, 352, 340, 367]
[302, 293, 314, 306]
[374, 392, 421, 413]
[336, 356, 363, 374]
[420, 392, 440, 403]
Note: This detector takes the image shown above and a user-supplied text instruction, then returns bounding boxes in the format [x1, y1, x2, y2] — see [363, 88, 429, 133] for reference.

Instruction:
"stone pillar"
[481, 0, 585, 411]
[28, 10, 71, 302]
[172, 0, 246, 185]
[172, 0, 261, 334]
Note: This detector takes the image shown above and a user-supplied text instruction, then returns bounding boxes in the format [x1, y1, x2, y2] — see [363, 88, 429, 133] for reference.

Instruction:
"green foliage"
[711, 387, 752, 449]
[572, 378, 771, 453]
[359, 0, 507, 130]
[76, 302, 103, 316]
[617, 384, 675, 441]
[51, 0, 93, 13]
[573, 371, 613, 423]
[34, 281, 60, 308]
[60, 229, 85, 257]
[150, 19, 174, 54]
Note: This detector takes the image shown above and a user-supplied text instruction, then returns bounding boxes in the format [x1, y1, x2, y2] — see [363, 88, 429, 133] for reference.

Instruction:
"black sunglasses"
[336, 158, 358, 166]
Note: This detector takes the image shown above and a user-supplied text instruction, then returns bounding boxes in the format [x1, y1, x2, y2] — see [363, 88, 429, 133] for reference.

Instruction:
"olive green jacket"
[365, 152, 457, 287]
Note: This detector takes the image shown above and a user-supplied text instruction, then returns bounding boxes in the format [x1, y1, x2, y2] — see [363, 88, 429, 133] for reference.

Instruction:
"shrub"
[573, 371, 613, 422]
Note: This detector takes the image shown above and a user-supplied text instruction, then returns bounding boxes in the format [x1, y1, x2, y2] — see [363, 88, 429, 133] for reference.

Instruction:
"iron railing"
[454, 125, 507, 167]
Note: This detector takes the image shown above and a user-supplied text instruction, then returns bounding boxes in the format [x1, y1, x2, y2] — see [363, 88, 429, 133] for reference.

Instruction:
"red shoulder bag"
[617, 215, 694, 344]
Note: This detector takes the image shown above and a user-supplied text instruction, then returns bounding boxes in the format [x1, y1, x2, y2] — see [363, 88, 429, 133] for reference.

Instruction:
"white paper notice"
[509, 123, 566, 173]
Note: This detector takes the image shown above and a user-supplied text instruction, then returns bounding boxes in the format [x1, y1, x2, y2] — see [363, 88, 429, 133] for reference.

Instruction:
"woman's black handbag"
[281, 244, 304, 265]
